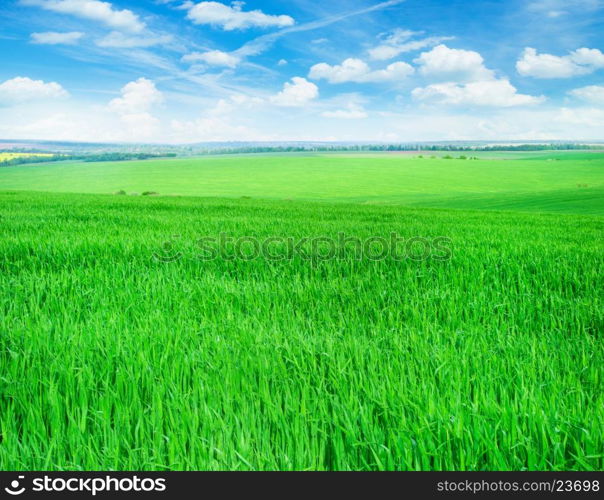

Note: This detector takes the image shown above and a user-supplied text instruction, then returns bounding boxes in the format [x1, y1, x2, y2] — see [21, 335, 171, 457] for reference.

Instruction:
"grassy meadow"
[0, 152, 602, 470]
[0, 152, 602, 214]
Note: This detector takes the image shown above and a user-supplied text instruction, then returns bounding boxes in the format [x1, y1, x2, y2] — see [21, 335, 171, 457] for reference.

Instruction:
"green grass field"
[0, 152, 602, 470]
[0, 152, 602, 214]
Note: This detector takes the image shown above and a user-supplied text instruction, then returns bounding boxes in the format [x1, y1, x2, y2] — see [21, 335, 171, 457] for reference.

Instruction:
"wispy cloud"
[30, 31, 84, 45]
[527, 0, 602, 18]
[568, 84, 604, 104]
[96, 31, 174, 49]
[234, 0, 406, 58]
[368, 29, 453, 60]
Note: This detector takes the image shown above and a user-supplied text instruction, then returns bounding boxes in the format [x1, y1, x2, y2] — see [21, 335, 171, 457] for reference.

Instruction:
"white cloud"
[556, 106, 604, 127]
[321, 102, 368, 119]
[0, 76, 68, 106]
[277, 59, 288, 66]
[30, 31, 84, 45]
[96, 31, 173, 48]
[270, 77, 318, 107]
[23, 0, 145, 33]
[516, 47, 604, 78]
[568, 85, 604, 105]
[309, 58, 414, 84]
[411, 44, 544, 107]
[412, 79, 545, 107]
[414, 44, 494, 82]
[3, 101, 604, 144]
[109, 78, 163, 115]
[184, 1, 294, 30]
[368, 29, 454, 61]
[108, 78, 164, 140]
[571, 48, 604, 66]
[182, 50, 240, 68]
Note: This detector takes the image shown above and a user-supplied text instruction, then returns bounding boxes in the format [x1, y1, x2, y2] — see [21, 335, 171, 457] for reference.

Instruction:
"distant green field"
[0, 191, 602, 470]
[1, 152, 602, 214]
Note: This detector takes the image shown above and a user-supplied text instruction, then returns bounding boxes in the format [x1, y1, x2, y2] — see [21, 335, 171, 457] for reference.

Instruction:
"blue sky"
[0, 0, 603, 143]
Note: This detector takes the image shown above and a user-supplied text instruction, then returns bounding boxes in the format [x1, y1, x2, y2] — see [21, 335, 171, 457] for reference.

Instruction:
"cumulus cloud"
[568, 85, 604, 105]
[184, 1, 294, 30]
[0, 76, 68, 106]
[412, 79, 545, 107]
[270, 77, 318, 107]
[96, 31, 173, 48]
[414, 44, 494, 81]
[309, 58, 414, 84]
[516, 47, 604, 78]
[109, 78, 163, 114]
[412, 45, 544, 107]
[108, 78, 164, 139]
[368, 29, 454, 61]
[109, 78, 164, 115]
[23, 0, 145, 33]
[182, 50, 240, 68]
[321, 102, 368, 119]
[30, 31, 84, 45]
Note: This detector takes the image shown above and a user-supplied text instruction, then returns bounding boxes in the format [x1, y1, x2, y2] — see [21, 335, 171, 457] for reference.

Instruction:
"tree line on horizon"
[0, 143, 599, 166]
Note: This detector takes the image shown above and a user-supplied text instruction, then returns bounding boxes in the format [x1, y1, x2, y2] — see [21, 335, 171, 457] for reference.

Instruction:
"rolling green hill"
[1, 153, 602, 214]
